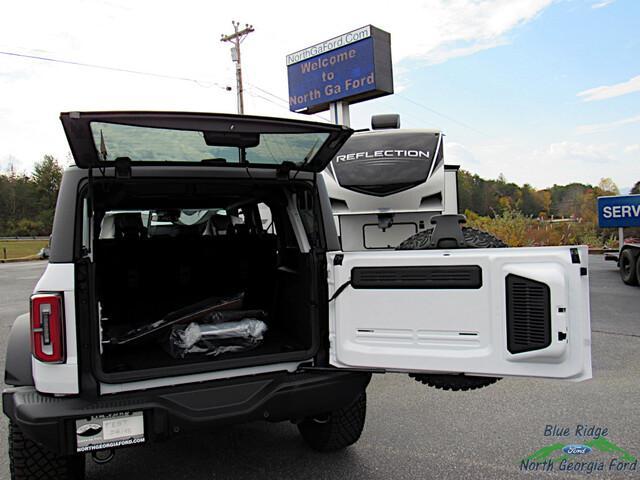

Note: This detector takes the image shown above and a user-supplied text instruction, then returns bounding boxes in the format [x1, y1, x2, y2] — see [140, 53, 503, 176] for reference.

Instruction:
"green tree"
[32, 155, 63, 230]
[33, 155, 62, 208]
[520, 184, 544, 217]
[631, 181, 640, 195]
[0, 154, 62, 236]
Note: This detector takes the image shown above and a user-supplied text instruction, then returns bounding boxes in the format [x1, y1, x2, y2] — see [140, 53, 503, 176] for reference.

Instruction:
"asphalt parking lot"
[0, 256, 638, 479]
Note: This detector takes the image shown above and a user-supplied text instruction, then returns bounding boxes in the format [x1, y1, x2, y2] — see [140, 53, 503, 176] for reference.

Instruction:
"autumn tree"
[597, 177, 619, 195]
[579, 188, 599, 224]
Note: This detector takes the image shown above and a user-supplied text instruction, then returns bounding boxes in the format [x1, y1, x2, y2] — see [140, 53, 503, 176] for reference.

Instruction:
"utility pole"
[220, 21, 254, 114]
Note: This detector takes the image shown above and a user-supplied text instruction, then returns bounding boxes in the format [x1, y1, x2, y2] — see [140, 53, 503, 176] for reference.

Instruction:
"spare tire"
[397, 226, 507, 250]
[397, 224, 506, 391]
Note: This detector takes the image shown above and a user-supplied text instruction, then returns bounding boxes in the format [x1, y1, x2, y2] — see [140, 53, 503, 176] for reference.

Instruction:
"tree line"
[458, 170, 639, 223]
[0, 156, 63, 236]
[0, 155, 638, 237]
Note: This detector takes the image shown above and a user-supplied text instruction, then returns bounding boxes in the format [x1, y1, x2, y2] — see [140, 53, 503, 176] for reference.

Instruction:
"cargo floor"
[101, 329, 306, 374]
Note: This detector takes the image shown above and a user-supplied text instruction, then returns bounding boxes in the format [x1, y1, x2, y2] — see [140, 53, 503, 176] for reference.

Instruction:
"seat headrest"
[114, 213, 146, 240]
[211, 214, 231, 234]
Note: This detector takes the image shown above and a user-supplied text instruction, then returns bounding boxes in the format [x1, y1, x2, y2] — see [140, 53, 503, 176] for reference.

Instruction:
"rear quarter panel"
[31, 263, 79, 394]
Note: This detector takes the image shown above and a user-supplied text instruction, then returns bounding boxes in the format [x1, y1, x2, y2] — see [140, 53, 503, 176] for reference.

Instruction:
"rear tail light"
[30, 293, 65, 363]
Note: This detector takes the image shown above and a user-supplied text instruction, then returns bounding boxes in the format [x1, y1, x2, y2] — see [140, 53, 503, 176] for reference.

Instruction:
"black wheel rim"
[622, 257, 631, 275]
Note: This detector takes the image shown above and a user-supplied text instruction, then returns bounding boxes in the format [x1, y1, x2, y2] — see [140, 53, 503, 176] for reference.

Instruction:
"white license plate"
[76, 411, 145, 452]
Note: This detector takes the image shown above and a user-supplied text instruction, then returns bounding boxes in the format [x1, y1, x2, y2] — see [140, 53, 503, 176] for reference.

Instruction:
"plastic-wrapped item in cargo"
[204, 309, 267, 324]
[169, 319, 268, 358]
[109, 293, 245, 345]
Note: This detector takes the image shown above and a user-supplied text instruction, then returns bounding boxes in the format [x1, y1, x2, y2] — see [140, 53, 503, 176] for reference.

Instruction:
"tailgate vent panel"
[351, 265, 482, 289]
[506, 274, 551, 354]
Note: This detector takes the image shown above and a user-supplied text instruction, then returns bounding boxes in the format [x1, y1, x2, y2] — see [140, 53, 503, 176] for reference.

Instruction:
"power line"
[248, 83, 290, 105]
[0, 49, 230, 90]
[247, 83, 330, 122]
[250, 81, 483, 130]
[3, 48, 472, 131]
[3, 47, 492, 134]
[246, 89, 292, 110]
[395, 93, 489, 136]
[247, 89, 328, 130]
[2, 47, 331, 122]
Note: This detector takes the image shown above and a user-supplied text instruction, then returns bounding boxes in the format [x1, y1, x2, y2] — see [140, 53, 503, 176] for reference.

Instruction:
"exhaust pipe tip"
[91, 449, 115, 464]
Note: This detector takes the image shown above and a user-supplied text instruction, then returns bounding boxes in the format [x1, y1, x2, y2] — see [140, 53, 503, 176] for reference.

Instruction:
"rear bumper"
[3, 370, 371, 455]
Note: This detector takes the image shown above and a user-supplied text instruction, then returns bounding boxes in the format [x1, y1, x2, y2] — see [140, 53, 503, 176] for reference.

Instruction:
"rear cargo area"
[90, 179, 319, 381]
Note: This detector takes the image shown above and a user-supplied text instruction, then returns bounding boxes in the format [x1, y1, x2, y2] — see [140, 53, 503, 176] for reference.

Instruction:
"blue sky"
[1, 0, 638, 189]
[350, 0, 640, 189]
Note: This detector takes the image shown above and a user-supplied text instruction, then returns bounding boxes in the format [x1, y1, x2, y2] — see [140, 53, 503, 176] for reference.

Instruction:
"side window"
[98, 210, 148, 239]
[81, 198, 92, 256]
[98, 213, 117, 239]
[232, 210, 245, 226]
[258, 203, 275, 234]
[297, 190, 320, 247]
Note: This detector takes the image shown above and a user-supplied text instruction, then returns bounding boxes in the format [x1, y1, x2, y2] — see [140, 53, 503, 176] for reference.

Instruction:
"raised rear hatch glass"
[60, 111, 353, 172]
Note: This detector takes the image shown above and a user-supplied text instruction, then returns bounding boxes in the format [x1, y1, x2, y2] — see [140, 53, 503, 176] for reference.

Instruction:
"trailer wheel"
[619, 249, 639, 286]
[397, 225, 505, 391]
[636, 255, 640, 286]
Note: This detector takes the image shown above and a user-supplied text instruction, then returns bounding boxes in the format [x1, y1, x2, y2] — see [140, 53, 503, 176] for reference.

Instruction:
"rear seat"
[96, 233, 277, 325]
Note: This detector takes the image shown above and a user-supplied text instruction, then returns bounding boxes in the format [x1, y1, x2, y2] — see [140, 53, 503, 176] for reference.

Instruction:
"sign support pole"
[618, 227, 624, 253]
[330, 101, 351, 127]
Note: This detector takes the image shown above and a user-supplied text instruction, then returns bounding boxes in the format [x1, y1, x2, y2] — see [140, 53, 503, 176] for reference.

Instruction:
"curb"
[0, 255, 43, 264]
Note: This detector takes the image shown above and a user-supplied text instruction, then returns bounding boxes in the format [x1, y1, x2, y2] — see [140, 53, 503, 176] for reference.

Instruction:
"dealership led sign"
[287, 25, 393, 114]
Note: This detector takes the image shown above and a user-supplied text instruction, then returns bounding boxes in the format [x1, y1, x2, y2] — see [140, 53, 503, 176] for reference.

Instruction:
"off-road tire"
[398, 225, 506, 391]
[397, 226, 508, 250]
[619, 249, 639, 286]
[9, 422, 85, 480]
[298, 392, 366, 452]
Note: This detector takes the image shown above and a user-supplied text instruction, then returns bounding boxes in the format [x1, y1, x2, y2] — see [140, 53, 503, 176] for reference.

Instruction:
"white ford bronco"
[3, 112, 591, 479]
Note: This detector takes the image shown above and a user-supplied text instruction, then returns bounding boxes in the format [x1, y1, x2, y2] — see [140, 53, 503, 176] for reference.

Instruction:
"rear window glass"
[90, 122, 328, 166]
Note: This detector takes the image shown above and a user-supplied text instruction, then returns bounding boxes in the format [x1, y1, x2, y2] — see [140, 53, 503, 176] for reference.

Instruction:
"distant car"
[3, 111, 592, 480]
[37, 236, 51, 259]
